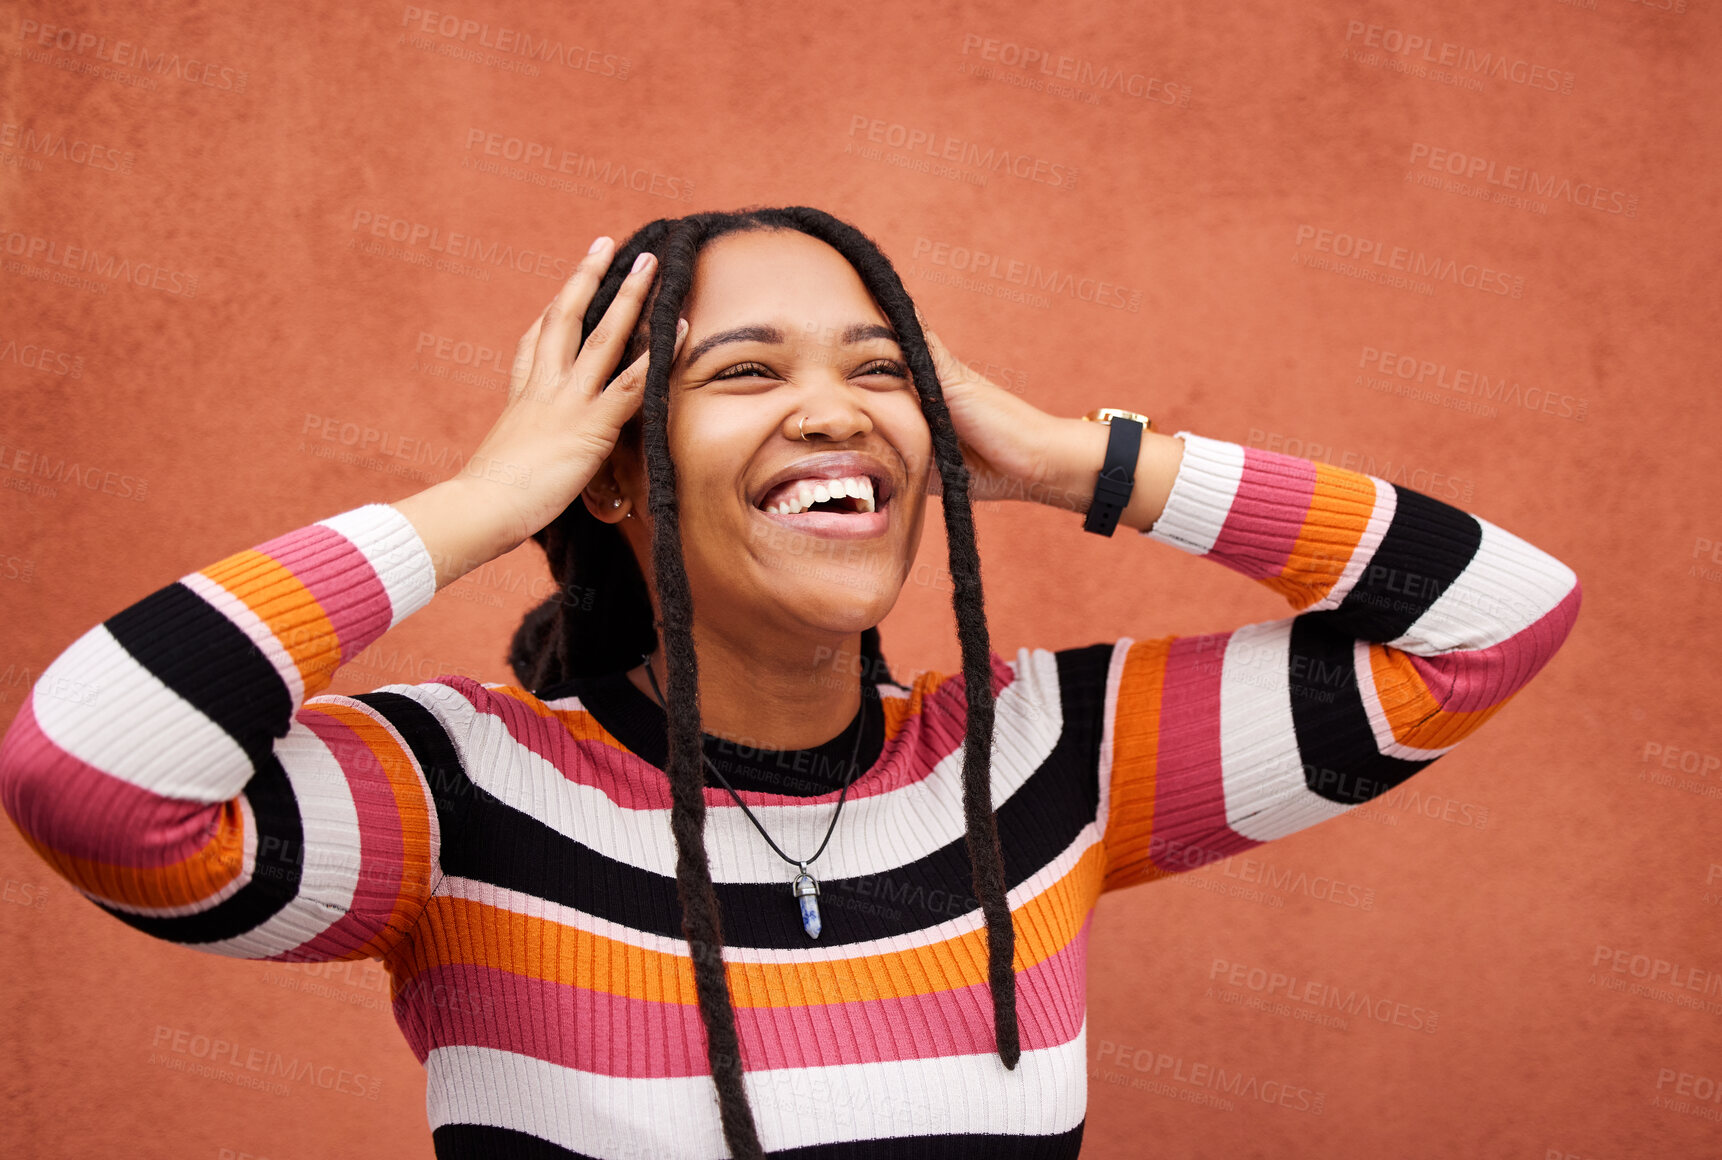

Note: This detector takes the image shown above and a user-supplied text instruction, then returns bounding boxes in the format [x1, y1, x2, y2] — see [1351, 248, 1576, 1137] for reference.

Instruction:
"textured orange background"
[2, 2, 1718, 1157]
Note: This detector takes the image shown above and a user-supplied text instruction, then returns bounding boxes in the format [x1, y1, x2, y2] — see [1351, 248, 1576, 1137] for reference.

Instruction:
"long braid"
[638, 218, 768, 1158]
[767, 207, 1017, 1066]
[507, 208, 1018, 1159]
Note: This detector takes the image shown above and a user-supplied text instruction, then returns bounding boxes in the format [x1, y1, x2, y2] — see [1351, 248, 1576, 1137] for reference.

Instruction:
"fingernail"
[675, 318, 688, 343]
[632, 251, 654, 274]
[589, 236, 611, 254]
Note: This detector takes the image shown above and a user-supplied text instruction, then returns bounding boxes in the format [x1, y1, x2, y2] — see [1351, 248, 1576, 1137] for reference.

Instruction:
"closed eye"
[710, 359, 910, 382]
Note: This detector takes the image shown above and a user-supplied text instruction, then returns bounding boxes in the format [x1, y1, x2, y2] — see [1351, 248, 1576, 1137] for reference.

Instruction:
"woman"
[0, 206, 1582, 1158]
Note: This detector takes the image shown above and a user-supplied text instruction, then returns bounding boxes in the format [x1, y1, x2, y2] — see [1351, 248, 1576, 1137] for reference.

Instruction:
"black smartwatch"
[1080, 407, 1153, 537]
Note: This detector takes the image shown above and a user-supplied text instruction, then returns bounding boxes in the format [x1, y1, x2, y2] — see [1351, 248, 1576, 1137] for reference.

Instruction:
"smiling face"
[583, 227, 937, 656]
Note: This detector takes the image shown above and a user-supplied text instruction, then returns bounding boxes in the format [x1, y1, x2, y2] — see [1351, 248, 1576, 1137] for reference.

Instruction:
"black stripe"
[94, 751, 307, 943]
[432, 1121, 1085, 1159]
[104, 580, 293, 763]
[389, 661, 1104, 950]
[1288, 615, 1434, 804]
[352, 690, 479, 872]
[1334, 486, 1482, 640]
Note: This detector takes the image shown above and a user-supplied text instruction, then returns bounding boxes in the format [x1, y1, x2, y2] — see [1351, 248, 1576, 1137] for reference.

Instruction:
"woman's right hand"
[394, 237, 687, 589]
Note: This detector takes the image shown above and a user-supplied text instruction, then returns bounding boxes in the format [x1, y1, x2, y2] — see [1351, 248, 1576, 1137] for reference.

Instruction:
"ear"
[579, 434, 646, 524]
[579, 456, 630, 524]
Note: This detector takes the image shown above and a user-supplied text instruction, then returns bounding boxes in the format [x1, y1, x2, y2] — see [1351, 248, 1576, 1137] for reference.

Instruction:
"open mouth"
[756, 474, 890, 517]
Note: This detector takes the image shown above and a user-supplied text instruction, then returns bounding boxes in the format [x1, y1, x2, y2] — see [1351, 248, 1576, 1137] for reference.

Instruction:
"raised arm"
[1050, 429, 1582, 891]
[0, 240, 678, 960]
[0, 505, 459, 961]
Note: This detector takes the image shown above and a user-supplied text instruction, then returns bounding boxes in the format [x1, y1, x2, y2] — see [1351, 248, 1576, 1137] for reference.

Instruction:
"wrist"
[392, 476, 526, 590]
[1041, 416, 1185, 532]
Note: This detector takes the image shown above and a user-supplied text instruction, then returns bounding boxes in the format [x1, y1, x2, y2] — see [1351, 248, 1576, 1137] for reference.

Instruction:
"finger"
[507, 313, 547, 405]
[593, 317, 686, 426]
[571, 250, 658, 391]
[536, 237, 616, 374]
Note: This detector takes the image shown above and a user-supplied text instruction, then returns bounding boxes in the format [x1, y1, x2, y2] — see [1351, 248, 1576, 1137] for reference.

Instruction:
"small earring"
[611, 498, 621, 507]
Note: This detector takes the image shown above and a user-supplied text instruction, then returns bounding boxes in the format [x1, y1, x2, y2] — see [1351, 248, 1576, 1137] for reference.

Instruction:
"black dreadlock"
[506, 207, 1014, 1159]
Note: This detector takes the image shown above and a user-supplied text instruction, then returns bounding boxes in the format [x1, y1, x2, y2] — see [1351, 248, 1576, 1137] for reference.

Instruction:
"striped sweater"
[0, 431, 1582, 1158]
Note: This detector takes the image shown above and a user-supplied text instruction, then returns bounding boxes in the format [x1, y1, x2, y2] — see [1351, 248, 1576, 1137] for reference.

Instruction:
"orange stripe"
[1366, 644, 1507, 749]
[201, 549, 342, 693]
[1102, 639, 1173, 893]
[392, 841, 1105, 1006]
[884, 667, 958, 745]
[15, 800, 246, 910]
[1261, 464, 1378, 609]
[303, 702, 438, 957]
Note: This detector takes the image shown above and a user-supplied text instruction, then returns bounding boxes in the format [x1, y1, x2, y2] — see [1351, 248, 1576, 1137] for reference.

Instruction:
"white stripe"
[425, 1025, 1088, 1158]
[1093, 638, 1132, 841]
[435, 811, 1104, 964]
[88, 793, 259, 918]
[1391, 514, 1578, 653]
[435, 650, 1068, 884]
[32, 625, 252, 802]
[318, 504, 438, 630]
[1143, 431, 1244, 556]
[1219, 621, 1350, 842]
[181, 570, 305, 706]
[193, 716, 370, 958]
[1308, 475, 1397, 612]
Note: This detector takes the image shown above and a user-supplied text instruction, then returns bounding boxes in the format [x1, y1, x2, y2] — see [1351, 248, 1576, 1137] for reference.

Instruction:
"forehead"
[681, 229, 889, 333]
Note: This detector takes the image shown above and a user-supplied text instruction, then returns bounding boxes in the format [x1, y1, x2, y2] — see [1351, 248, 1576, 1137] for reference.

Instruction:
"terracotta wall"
[2, 1, 1715, 1156]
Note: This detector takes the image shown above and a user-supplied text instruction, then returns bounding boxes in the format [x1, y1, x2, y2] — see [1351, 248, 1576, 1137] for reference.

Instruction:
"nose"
[783, 373, 876, 442]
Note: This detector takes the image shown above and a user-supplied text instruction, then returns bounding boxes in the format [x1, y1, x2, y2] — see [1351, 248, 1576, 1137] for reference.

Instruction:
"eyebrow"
[683, 323, 899, 365]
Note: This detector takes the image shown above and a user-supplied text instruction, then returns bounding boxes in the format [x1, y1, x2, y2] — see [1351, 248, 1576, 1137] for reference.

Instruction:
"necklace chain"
[641, 654, 868, 871]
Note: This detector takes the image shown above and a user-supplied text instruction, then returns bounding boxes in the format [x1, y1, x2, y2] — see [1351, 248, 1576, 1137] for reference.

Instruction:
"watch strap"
[1082, 415, 1144, 537]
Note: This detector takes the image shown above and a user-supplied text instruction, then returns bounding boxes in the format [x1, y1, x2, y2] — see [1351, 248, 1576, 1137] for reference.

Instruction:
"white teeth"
[763, 474, 878, 516]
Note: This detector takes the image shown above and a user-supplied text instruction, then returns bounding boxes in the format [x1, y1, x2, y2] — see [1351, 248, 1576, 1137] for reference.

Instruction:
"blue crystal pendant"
[790, 865, 822, 939]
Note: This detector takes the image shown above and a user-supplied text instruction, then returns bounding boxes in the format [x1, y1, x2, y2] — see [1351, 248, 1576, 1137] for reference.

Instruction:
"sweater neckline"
[537, 667, 886, 799]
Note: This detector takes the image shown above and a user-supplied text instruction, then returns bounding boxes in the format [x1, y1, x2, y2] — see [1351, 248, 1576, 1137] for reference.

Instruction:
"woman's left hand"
[913, 309, 1065, 505]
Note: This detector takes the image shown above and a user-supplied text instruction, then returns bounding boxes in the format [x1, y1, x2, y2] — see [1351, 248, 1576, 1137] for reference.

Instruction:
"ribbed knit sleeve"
[0, 503, 466, 962]
[1093, 431, 1582, 892]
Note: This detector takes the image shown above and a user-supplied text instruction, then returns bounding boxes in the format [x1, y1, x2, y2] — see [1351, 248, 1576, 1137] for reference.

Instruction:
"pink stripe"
[0, 696, 225, 868]
[1408, 581, 1583, 714]
[447, 651, 1021, 812]
[252, 523, 391, 663]
[393, 912, 1090, 1076]
[277, 706, 418, 960]
[1145, 634, 1260, 872]
[1206, 448, 1317, 581]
